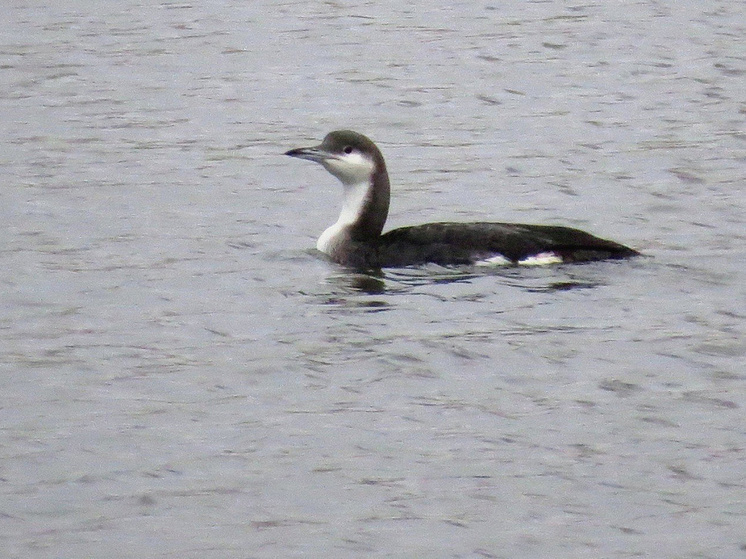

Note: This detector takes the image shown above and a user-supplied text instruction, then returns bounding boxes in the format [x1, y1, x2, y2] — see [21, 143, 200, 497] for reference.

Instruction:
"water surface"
[2, 1, 744, 558]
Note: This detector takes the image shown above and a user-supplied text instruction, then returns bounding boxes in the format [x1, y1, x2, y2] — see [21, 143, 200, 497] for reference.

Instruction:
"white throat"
[316, 177, 371, 255]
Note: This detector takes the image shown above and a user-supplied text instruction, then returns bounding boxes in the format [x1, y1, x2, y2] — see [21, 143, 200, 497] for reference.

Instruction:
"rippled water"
[2, 2, 744, 558]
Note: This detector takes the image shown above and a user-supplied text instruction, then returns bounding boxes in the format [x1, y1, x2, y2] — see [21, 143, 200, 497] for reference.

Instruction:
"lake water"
[2, 1, 744, 558]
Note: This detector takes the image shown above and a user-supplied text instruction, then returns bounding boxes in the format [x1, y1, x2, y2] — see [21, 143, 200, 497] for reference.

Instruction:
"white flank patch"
[518, 252, 563, 266]
[475, 254, 511, 267]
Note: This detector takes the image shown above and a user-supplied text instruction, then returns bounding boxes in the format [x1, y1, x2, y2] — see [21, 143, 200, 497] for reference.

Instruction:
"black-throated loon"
[286, 130, 639, 269]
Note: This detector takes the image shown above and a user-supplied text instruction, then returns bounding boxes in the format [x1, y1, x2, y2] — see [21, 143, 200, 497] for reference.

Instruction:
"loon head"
[286, 131, 391, 252]
[285, 130, 386, 187]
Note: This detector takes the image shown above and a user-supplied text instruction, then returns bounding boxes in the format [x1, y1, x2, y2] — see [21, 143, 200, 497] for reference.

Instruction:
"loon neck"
[317, 167, 390, 255]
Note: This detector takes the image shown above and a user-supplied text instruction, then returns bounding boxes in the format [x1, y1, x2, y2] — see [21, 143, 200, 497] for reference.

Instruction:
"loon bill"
[285, 130, 639, 269]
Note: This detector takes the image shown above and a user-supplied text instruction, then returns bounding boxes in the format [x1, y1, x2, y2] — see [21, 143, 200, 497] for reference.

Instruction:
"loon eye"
[343, 146, 353, 154]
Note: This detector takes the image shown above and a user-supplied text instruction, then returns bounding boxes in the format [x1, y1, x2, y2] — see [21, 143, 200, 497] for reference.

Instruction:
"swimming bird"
[286, 130, 639, 269]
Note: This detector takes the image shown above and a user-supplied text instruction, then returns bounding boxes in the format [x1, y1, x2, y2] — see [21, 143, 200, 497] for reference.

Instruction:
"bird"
[285, 130, 639, 269]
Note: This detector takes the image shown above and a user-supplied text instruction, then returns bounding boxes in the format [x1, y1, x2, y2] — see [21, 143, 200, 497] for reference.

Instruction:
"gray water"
[2, 2, 744, 558]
